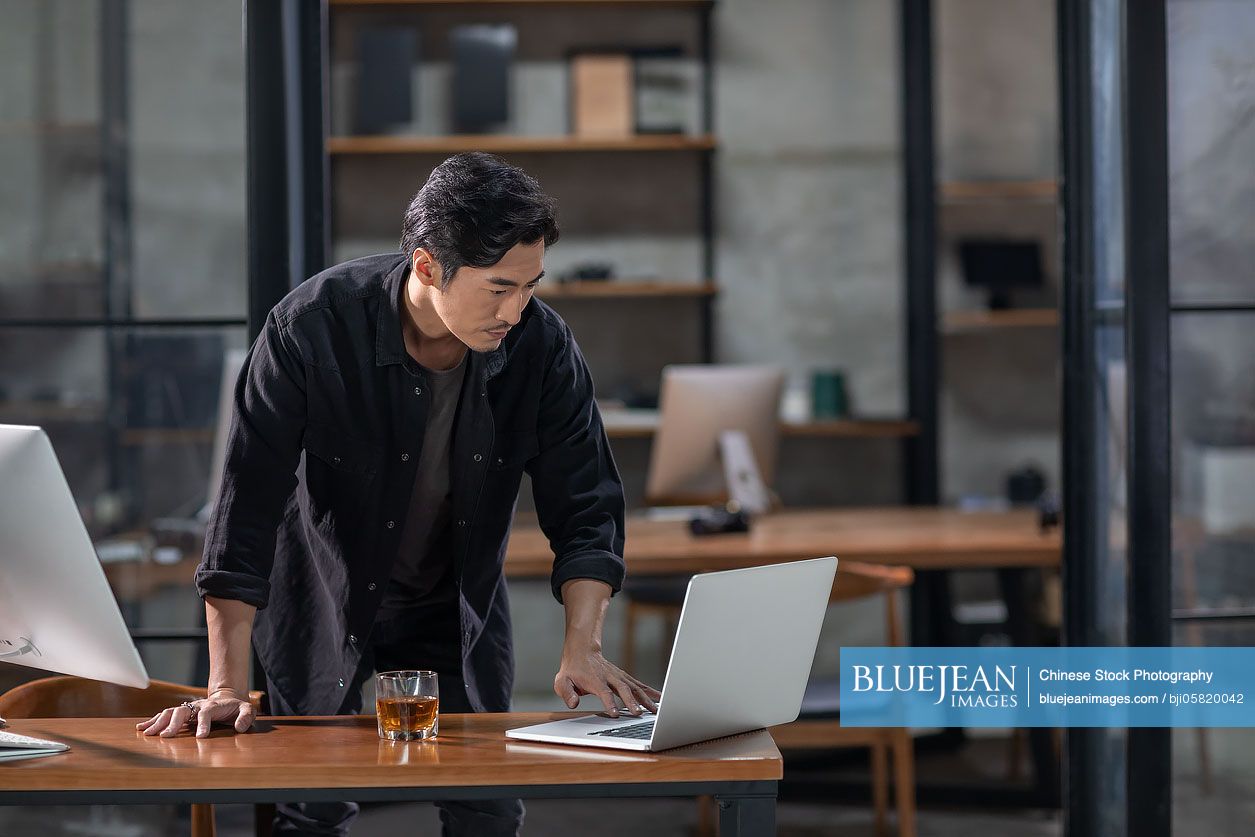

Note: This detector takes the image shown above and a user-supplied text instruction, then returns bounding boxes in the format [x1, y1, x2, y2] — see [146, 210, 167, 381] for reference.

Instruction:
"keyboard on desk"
[0, 728, 70, 759]
[587, 720, 655, 740]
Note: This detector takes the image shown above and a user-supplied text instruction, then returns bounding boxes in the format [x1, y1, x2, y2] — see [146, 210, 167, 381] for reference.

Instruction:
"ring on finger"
[180, 700, 200, 725]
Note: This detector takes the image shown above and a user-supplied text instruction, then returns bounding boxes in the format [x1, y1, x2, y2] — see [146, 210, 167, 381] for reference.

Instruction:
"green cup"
[811, 370, 849, 419]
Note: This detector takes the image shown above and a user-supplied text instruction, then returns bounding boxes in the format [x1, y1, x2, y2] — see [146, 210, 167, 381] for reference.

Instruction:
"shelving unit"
[0, 401, 106, 422]
[328, 134, 717, 155]
[941, 308, 1059, 333]
[598, 407, 920, 440]
[938, 178, 1058, 203]
[118, 428, 217, 447]
[327, 0, 719, 365]
[330, 0, 712, 7]
[536, 281, 716, 299]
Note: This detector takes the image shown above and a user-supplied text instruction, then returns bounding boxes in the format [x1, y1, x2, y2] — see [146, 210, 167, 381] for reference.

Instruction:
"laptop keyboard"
[588, 720, 655, 740]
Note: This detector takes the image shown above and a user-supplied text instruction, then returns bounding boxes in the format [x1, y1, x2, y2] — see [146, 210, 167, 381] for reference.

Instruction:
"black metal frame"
[698, 1, 716, 363]
[100, 0, 132, 525]
[244, 0, 330, 703]
[900, 0, 939, 513]
[1123, 4, 1173, 836]
[900, 0, 950, 668]
[2, 780, 777, 837]
[0, 318, 247, 329]
[897, 0, 1066, 811]
[1057, 0, 1106, 833]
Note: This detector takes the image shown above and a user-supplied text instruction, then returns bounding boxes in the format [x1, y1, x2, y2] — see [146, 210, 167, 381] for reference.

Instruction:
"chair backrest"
[0, 675, 262, 719]
[829, 561, 915, 647]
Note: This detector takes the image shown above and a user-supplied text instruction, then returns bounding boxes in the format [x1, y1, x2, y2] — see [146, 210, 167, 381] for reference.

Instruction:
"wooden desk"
[100, 508, 1059, 600]
[506, 507, 1061, 576]
[0, 714, 781, 835]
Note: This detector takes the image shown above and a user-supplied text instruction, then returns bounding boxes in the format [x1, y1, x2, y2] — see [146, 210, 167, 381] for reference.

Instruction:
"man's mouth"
[487, 328, 509, 338]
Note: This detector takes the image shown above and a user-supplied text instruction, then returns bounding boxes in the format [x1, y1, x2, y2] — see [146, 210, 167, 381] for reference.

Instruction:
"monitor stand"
[719, 430, 771, 516]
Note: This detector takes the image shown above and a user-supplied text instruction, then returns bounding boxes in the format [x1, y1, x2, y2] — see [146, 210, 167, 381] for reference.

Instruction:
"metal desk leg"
[716, 793, 776, 837]
[998, 567, 1062, 807]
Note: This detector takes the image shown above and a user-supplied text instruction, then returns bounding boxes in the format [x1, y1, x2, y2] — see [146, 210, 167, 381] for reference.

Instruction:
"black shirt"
[195, 253, 626, 714]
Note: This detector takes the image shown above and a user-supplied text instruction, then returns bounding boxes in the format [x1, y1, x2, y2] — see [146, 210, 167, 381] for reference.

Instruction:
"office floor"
[0, 799, 1062, 837]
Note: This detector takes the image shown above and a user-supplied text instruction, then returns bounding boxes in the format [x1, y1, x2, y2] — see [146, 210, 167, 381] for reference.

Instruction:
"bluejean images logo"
[852, 664, 1019, 708]
[843, 648, 1255, 727]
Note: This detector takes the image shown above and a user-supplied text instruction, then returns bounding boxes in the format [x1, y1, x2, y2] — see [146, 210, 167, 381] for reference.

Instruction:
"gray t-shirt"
[376, 351, 468, 621]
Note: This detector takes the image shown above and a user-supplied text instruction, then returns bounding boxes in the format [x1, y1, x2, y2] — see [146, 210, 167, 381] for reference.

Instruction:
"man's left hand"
[554, 648, 661, 717]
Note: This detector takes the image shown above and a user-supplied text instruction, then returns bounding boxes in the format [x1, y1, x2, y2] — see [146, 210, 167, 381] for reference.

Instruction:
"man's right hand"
[136, 690, 256, 739]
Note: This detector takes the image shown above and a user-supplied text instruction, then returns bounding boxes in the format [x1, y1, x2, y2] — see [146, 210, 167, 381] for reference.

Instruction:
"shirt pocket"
[489, 431, 539, 473]
[301, 421, 380, 532]
[479, 431, 538, 523]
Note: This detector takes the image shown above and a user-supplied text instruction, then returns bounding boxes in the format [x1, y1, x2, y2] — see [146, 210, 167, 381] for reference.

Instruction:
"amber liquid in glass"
[376, 695, 439, 740]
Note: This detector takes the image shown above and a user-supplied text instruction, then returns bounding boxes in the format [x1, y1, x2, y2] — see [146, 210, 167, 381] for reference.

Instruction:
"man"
[138, 153, 659, 836]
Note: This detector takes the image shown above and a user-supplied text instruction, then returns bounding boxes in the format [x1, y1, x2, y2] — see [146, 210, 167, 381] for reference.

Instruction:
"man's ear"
[412, 248, 441, 288]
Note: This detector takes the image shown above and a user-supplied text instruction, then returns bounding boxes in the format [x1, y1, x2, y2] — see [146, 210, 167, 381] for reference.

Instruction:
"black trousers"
[268, 611, 524, 836]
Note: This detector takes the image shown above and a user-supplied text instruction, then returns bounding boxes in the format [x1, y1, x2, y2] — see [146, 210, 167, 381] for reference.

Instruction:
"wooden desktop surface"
[0, 714, 781, 793]
[506, 507, 1061, 576]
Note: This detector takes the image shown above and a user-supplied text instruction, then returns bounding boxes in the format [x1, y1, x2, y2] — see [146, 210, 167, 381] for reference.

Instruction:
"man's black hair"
[399, 152, 560, 286]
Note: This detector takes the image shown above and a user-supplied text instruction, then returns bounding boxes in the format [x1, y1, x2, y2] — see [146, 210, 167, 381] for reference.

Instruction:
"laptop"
[506, 556, 837, 752]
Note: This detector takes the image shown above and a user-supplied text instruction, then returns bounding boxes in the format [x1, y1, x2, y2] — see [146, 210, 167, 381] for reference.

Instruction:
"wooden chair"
[755, 562, 917, 837]
[0, 675, 266, 837]
[693, 562, 917, 836]
[622, 575, 689, 676]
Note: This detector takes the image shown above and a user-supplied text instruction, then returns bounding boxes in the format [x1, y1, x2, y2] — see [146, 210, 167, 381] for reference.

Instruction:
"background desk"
[506, 506, 1064, 809]
[0, 714, 781, 836]
[506, 507, 1061, 576]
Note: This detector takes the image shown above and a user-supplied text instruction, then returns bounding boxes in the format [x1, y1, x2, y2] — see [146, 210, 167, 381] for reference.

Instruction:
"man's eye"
[490, 289, 508, 296]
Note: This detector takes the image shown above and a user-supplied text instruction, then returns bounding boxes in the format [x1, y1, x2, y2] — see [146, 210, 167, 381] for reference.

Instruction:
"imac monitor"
[645, 365, 785, 505]
[0, 425, 150, 689]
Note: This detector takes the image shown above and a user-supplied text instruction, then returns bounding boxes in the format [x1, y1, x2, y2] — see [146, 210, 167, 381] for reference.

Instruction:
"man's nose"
[496, 295, 523, 325]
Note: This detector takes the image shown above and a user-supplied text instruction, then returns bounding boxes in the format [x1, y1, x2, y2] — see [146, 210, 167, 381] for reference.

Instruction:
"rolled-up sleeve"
[195, 311, 307, 609]
[526, 324, 626, 603]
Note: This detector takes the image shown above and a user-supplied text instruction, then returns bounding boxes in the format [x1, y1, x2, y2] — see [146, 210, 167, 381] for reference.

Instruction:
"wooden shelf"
[599, 408, 920, 440]
[538, 281, 716, 299]
[331, 0, 712, 7]
[119, 428, 216, 446]
[0, 121, 97, 138]
[0, 401, 105, 422]
[942, 308, 1059, 332]
[784, 419, 921, 439]
[938, 179, 1058, 203]
[328, 134, 717, 155]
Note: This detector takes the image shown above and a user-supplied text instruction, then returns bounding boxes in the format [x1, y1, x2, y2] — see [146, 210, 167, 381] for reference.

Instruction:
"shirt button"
[348, 634, 357, 644]
[386, 520, 396, 529]
[368, 582, 377, 591]
[337, 678, 345, 688]
[400, 453, 409, 462]
[496, 457, 504, 466]
[473, 453, 483, 462]
[332, 456, 341, 465]
[414, 387, 422, 396]
[457, 519, 467, 528]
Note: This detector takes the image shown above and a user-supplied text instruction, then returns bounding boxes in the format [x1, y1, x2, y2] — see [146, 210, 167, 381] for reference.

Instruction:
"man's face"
[417, 240, 545, 352]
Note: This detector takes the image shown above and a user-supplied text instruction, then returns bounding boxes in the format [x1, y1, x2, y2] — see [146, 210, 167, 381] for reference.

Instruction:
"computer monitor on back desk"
[0, 425, 150, 724]
[644, 365, 785, 510]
